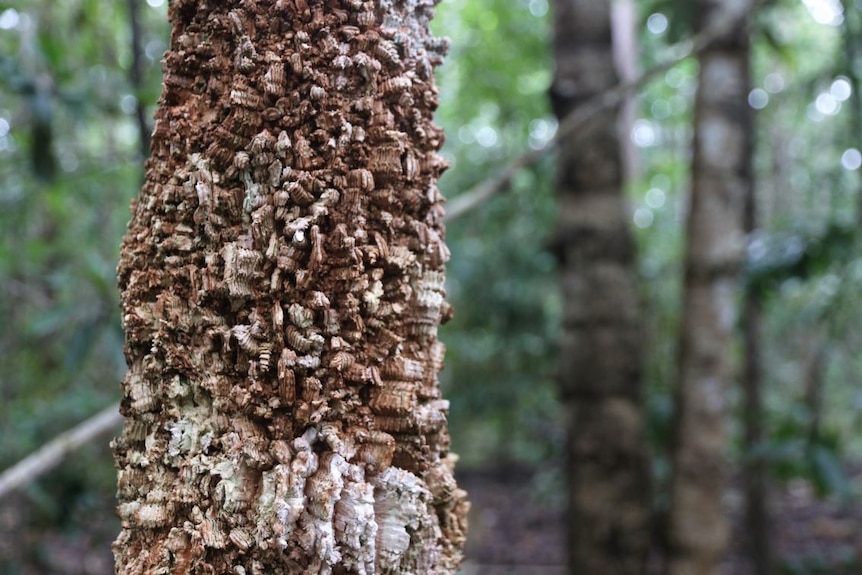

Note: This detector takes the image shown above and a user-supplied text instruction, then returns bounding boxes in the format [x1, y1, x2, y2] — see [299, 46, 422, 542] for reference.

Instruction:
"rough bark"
[665, 1, 753, 574]
[550, 1, 650, 573]
[112, 2, 468, 574]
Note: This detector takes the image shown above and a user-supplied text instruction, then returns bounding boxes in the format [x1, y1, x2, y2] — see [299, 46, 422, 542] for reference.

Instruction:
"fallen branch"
[444, 0, 764, 222]
[0, 404, 123, 500]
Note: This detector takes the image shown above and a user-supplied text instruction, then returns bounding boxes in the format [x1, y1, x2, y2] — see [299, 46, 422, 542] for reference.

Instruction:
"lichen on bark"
[112, 2, 468, 574]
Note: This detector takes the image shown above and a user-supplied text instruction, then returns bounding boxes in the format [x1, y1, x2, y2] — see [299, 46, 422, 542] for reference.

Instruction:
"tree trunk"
[112, 2, 468, 574]
[551, 1, 651, 573]
[741, 67, 774, 575]
[742, 288, 774, 575]
[665, 2, 753, 574]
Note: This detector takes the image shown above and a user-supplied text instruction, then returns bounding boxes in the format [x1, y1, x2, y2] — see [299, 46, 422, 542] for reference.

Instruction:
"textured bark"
[112, 2, 468, 574]
[666, 2, 753, 575]
[551, 1, 650, 573]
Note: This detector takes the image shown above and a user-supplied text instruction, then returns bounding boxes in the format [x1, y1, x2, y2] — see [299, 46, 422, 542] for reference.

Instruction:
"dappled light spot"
[807, 102, 825, 122]
[841, 148, 862, 170]
[633, 207, 654, 229]
[765, 72, 785, 93]
[802, 0, 844, 26]
[528, 117, 556, 149]
[645, 188, 666, 209]
[647, 13, 668, 36]
[749, 88, 769, 110]
[830, 77, 852, 101]
[0, 8, 19, 30]
[815, 92, 840, 115]
[528, 0, 548, 18]
[475, 125, 498, 148]
[119, 95, 137, 115]
[631, 119, 657, 147]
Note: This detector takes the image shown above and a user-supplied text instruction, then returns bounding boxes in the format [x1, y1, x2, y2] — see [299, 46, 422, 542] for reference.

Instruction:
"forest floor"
[458, 463, 862, 575]
[1, 461, 861, 575]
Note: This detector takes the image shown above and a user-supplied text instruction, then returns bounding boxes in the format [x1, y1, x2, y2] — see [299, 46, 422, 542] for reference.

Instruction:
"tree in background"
[551, 0, 651, 573]
[665, 1, 754, 574]
[112, 1, 467, 573]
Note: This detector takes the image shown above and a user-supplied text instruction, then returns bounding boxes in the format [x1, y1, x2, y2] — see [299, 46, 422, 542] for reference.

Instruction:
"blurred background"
[1, 0, 862, 573]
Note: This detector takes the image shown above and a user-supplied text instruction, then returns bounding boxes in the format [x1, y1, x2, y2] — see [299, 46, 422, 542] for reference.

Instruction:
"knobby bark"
[551, 1, 650, 573]
[112, 2, 468, 574]
[666, 1, 754, 574]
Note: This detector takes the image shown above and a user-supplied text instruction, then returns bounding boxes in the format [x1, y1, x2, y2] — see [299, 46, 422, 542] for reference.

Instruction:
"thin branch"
[444, 0, 765, 223]
[0, 404, 122, 501]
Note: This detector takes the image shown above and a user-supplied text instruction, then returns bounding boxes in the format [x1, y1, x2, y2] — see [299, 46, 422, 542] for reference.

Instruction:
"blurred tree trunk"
[112, 2, 468, 574]
[125, 0, 151, 162]
[665, 1, 753, 574]
[803, 338, 827, 445]
[612, 0, 640, 182]
[550, 1, 650, 573]
[742, 200, 774, 574]
[838, 0, 862, 220]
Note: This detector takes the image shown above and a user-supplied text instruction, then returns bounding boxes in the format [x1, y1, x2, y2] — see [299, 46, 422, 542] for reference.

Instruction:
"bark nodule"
[112, 2, 468, 574]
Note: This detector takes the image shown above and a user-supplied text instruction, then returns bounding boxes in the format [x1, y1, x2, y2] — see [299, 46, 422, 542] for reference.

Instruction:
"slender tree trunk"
[126, 0, 151, 162]
[838, 0, 862, 221]
[742, 288, 774, 575]
[112, 2, 468, 574]
[551, 1, 650, 573]
[741, 76, 774, 575]
[803, 339, 827, 445]
[665, 2, 753, 574]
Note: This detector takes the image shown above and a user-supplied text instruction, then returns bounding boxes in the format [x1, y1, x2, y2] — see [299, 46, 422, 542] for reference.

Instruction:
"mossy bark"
[551, 1, 651, 573]
[112, 2, 467, 574]
[665, 2, 753, 574]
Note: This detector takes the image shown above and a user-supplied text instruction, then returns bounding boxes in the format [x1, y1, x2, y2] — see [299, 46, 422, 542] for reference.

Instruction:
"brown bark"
[665, 1, 754, 575]
[112, 2, 467, 574]
[551, 1, 650, 573]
